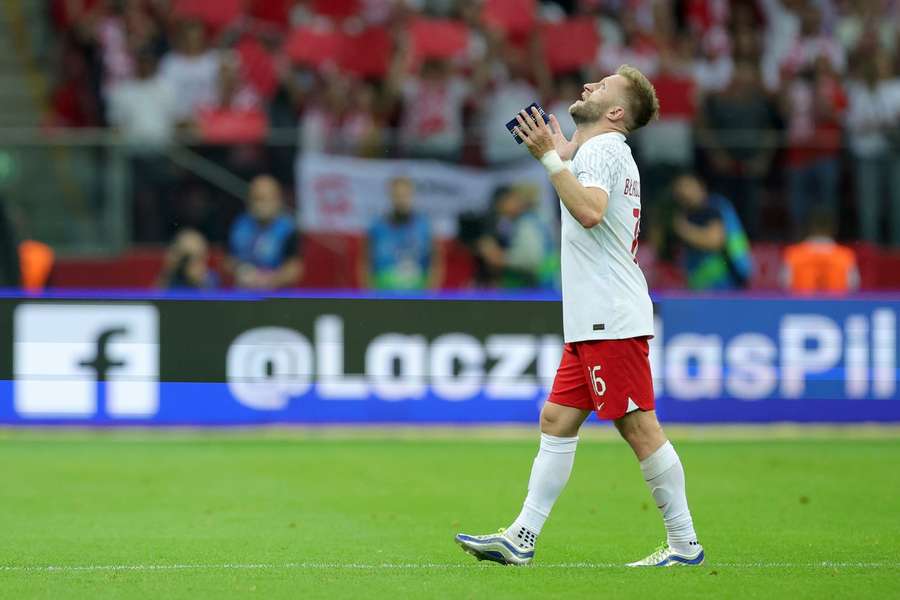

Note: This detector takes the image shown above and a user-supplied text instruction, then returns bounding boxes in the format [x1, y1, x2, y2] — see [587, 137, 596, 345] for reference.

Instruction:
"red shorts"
[547, 337, 655, 421]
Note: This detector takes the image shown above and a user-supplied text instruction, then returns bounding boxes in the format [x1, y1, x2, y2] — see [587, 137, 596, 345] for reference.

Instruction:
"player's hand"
[548, 114, 577, 160]
[515, 107, 556, 160]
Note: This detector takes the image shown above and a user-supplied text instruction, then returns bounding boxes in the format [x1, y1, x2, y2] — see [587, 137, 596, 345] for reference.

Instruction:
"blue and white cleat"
[455, 529, 535, 566]
[626, 542, 705, 567]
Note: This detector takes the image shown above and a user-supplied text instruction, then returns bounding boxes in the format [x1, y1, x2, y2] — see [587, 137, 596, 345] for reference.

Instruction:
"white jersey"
[560, 131, 654, 343]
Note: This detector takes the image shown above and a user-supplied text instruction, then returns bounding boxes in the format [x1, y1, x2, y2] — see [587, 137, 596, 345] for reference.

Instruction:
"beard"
[569, 99, 606, 125]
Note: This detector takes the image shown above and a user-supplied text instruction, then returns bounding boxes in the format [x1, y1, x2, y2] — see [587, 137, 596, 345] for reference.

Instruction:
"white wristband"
[540, 150, 566, 175]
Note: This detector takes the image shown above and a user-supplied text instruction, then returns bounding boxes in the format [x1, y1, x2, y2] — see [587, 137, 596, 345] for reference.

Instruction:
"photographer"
[473, 185, 557, 290]
[158, 228, 217, 290]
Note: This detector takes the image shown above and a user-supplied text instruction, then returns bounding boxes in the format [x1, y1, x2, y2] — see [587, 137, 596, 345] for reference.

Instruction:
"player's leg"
[506, 401, 590, 535]
[615, 409, 704, 567]
[455, 345, 592, 565]
[455, 402, 589, 565]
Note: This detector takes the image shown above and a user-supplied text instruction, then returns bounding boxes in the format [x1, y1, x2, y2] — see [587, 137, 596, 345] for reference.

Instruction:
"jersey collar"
[595, 131, 627, 143]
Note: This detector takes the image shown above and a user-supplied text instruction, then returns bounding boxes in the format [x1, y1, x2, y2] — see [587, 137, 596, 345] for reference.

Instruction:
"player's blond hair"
[616, 65, 660, 132]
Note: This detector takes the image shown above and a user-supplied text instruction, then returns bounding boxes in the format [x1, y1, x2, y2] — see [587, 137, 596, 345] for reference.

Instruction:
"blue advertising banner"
[650, 296, 899, 423]
[0, 292, 898, 425]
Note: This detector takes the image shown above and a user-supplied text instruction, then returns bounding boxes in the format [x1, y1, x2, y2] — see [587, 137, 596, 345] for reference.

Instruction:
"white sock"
[507, 433, 578, 546]
[640, 441, 699, 555]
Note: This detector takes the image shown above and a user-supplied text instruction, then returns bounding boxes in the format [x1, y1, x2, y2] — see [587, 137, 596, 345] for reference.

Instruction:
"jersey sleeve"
[573, 141, 624, 194]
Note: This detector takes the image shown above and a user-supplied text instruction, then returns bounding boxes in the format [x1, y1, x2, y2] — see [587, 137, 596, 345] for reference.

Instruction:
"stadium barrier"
[1, 292, 898, 425]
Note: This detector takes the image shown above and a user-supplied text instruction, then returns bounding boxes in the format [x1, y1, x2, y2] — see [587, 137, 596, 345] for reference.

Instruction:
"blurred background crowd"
[1, 0, 899, 294]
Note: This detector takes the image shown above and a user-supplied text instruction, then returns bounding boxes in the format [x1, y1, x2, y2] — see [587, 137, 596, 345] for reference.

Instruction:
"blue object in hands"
[506, 102, 550, 144]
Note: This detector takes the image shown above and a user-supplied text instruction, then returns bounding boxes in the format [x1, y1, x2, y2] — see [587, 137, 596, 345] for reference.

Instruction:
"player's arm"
[547, 170, 607, 228]
[515, 108, 606, 228]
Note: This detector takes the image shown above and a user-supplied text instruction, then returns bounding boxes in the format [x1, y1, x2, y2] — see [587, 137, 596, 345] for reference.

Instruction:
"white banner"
[296, 153, 557, 237]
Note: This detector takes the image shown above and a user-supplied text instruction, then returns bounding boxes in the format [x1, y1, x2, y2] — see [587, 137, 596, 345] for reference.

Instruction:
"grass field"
[1, 429, 899, 599]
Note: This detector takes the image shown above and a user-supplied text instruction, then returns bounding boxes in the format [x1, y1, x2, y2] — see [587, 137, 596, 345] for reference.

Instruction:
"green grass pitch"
[1, 430, 898, 599]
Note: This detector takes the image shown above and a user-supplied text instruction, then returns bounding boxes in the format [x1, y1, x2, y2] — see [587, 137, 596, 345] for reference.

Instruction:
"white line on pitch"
[1, 561, 899, 573]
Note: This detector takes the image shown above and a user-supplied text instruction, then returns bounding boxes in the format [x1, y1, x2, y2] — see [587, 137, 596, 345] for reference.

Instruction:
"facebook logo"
[14, 304, 159, 419]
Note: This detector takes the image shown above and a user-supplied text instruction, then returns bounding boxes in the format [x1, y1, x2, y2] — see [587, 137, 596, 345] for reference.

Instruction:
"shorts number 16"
[591, 365, 607, 397]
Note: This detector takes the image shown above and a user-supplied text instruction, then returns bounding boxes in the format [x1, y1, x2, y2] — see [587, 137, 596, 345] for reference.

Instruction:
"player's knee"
[539, 410, 560, 434]
[539, 407, 579, 437]
[615, 411, 662, 445]
[613, 418, 638, 443]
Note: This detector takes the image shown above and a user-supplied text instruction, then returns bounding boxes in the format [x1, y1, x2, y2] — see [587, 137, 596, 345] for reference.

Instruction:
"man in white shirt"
[456, 65, 703, 568]
[157, 20, 221, 123]
[107, 51, 178, 150]
[845, 53, 900, 244]
[480, 46, 543, 165]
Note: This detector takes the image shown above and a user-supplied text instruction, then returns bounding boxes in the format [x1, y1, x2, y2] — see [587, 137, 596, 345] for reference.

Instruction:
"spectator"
[158, 19, 221, 123]
[301, 72, 383, 156]
[668, 174, 752, 291]
[782, 208, 859, 294]
[545, 73, 580, 140]
[835, 0, 885, 55]
[479, 40, 547, 165]
[48, 40, 103, 127]
[386, 31, 478, 160]
[846, 52, 900, 245]
[759, 0, 803, 91]
[684, 0, 731, 34]
[203, 50, 262, 112]
[732, 17, 764, 65]
[697, 60, 778, 238]
[193, 50, 271, 183]
[158, 229, 217, 290]
[360, 177, 443, 290]
[476, 185, 557, 289]
[597, 9, 661, 79]
[781, 56, 847, 237]
[637, 39, 696, 210]
[692, 27, 734, 95]
[779, 3, 846, 79]
[107, 48, 178, 148]
[227, 175, 303, 289]
[65, 0, 165, 107]
[41, 0, 900, 258]
[107, 48, 180, 242]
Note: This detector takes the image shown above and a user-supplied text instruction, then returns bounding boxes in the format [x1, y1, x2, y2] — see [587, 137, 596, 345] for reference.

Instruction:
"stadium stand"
[1, 0, 898, 290]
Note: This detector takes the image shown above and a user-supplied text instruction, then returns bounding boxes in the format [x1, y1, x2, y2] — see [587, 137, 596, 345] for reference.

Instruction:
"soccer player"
[455, 65, 704, 567]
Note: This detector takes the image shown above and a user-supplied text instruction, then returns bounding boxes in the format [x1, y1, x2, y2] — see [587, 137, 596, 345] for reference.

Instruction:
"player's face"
[569, 75, 626, 125]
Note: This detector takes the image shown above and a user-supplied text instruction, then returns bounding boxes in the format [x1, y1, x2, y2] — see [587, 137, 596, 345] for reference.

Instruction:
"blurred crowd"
[36, 0, 900, 293]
